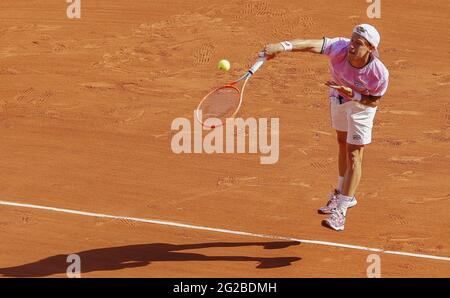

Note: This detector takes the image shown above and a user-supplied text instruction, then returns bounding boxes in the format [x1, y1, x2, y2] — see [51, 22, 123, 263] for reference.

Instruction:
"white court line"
[1, 200, 449, 262]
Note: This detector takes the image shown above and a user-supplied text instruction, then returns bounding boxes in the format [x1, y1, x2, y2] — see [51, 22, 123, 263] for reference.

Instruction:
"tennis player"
[263, 24, 389, 231]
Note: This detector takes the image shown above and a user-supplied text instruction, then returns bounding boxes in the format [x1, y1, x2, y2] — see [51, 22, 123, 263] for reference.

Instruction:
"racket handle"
[248, 52, 267, 75]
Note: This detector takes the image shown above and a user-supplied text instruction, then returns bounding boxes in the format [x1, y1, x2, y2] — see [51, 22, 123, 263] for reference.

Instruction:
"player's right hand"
[263, 43, 284, 59]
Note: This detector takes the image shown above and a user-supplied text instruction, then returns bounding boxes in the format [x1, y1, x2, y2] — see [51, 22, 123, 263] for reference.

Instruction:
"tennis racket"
[195, 52, 267, 128]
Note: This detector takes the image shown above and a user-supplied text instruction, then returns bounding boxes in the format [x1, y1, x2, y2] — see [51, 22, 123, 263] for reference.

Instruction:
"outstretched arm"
[263, 39, 325, 57]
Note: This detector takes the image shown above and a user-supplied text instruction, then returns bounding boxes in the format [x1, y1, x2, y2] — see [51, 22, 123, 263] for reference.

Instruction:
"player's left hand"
[325, 81, 354, 98]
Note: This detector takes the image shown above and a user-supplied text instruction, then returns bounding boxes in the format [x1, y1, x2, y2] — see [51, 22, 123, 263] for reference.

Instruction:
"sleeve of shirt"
[321, 37, 350, 57]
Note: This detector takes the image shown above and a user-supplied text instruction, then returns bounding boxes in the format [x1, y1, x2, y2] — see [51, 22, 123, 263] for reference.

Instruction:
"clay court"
[0, 0, 449, 277]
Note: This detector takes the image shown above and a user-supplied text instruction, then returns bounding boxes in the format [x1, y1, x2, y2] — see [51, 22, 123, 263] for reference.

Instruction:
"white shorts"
[329, 96, 377, 145]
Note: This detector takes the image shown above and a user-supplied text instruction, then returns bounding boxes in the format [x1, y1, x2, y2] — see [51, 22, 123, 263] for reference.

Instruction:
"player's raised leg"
[337, 130, 348, 191]
[318, 130, 348, 214]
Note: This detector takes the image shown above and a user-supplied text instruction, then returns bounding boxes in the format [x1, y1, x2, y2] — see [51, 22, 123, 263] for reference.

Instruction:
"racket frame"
[196, 54, 266, 128]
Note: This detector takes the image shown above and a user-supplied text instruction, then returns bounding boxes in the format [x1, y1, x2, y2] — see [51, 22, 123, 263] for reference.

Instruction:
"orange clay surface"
[0, 0, 449, 277]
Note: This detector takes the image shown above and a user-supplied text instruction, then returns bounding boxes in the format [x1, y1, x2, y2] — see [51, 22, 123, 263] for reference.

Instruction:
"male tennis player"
[263, 24, 389, 231]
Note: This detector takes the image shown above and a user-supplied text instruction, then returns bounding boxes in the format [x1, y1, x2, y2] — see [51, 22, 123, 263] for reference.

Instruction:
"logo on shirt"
[353, 81, 366, 90]
[354, 80, 365, 88]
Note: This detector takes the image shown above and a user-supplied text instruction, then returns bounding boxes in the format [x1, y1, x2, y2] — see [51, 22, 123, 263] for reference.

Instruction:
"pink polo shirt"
[322, 37, 389, 102]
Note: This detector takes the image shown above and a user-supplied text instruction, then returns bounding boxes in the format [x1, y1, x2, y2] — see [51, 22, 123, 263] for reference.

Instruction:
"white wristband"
[280, 41, 293, 52]
[352, 91, 362, 101]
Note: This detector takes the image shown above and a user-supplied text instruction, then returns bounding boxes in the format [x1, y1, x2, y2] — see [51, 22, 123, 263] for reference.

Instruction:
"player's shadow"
[0, 241, 301, 277]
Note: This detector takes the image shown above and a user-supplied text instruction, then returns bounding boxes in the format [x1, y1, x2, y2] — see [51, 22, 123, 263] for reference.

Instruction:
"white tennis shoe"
[318, 189, 357, 214]
[322, 207, 346, 231]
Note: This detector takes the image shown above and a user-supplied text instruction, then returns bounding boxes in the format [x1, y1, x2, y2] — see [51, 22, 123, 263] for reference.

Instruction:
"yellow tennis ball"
[218, 59, 231, 71]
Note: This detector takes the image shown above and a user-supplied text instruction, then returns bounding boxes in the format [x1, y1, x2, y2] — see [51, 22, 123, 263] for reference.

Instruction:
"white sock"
[337, 176, 344, 192]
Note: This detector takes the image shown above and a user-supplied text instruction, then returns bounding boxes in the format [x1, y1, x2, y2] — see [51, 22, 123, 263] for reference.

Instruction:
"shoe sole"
[317, 199, 358, 214]
[321, 219, 344, 231]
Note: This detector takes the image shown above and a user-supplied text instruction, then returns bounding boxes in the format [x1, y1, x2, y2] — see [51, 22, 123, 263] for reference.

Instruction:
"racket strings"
[198, 86, 241, 122]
